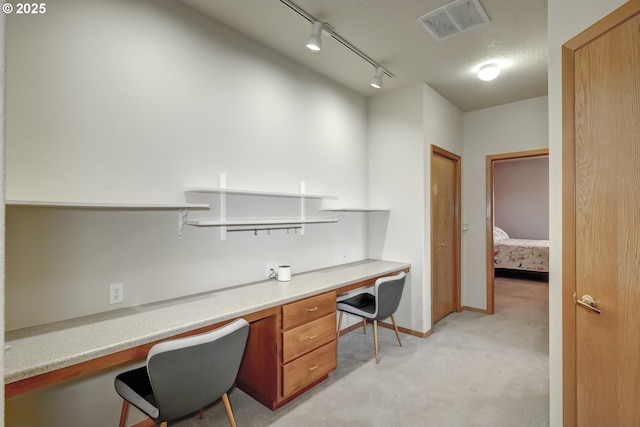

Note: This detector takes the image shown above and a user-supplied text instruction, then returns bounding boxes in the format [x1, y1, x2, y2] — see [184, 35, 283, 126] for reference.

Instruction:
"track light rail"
[278, 0, 394, 78]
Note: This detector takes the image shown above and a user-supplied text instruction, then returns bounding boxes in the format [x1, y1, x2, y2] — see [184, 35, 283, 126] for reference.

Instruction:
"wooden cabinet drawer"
[282, 313, 336, 363]
[282, 340, 337, 398]
[282, 292, 336, 330]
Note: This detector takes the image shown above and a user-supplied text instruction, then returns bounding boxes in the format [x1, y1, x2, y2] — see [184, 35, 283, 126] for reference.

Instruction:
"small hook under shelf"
[227, 225, 303, 237]
[178, 208, 189, 238]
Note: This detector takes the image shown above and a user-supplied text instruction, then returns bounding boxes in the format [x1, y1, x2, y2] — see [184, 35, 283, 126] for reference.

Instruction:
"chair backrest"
[146, 318, 249, 422]
[374, 271, 406, 320]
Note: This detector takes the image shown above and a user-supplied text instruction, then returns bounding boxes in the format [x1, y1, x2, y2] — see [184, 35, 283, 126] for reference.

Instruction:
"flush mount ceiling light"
[280, 0, 393, 89]
[370, 66, 385, 89]
[306, 21, 325, 51]
[477, 63, 501, 81]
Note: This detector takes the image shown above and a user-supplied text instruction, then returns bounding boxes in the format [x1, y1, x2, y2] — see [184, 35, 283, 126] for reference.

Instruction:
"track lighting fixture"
[370, 66, 385, 89]
[306, 21, 324, 51]
[280, 0, 393, 89]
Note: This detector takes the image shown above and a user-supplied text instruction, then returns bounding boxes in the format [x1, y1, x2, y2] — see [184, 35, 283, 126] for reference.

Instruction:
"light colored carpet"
[173, 278, 549, 427]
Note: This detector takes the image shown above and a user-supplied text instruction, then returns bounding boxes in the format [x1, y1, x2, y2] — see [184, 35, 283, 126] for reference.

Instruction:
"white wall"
[368, 83, 425, 332]
[461, 96, 548, 310]
[368, 82, 462, 333]
[1, 11, 6, 427]
[5, 0, 369, 327]
[547, 1, 626, 424]
[422, 84, 464, 328]
[5, 1, 370, 425]
[494, 156, 549, 240]
[6, 0, 367, 205]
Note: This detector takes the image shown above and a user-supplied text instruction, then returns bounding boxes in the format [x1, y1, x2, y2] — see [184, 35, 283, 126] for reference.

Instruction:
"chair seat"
[336, 285, 374, 302]
[115, 367, 159, 419]
[337, 292, 376, 318]
[336, 272, 406, 364]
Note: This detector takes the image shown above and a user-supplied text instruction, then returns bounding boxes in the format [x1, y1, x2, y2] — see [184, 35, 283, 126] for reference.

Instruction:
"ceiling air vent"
[417, 0, 490, 41]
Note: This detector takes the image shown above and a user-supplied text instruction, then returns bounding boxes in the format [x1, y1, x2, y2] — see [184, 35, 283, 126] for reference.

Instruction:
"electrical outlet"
[109, 283, 124, 304]
[265, 262, 277, 279]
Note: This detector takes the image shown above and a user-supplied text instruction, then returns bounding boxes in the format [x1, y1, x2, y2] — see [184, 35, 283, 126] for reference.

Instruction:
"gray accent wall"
[494, 156, 549, 240]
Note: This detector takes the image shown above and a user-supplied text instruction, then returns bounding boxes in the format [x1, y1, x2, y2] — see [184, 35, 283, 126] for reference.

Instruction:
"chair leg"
[221, 392, 237, 427]
[119, 400, 129, 427]
[391, 314, 402, 347]
[373, 320, 380, 364]
[362, 318, 367, 334]
[199, 408, 204, 420]
[337, 311, 343, 340]
[160, 423, 168, 427]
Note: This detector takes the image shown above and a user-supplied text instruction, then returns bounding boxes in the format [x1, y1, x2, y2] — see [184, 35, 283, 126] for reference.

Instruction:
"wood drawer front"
[282, 292, 336, 330]
[283, 313, 336, 363]
[282, 340, 337, 398]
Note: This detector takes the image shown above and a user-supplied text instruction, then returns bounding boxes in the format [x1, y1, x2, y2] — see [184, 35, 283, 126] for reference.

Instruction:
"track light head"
[306, 21, 324, 51]
[370, 66, 385, 89]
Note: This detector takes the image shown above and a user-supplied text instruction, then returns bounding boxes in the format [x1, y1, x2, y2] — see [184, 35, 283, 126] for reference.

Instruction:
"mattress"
[493, 238, 550, 272]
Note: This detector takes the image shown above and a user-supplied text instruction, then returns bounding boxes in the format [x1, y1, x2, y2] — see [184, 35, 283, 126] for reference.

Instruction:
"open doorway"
[485, 149, 549, 314]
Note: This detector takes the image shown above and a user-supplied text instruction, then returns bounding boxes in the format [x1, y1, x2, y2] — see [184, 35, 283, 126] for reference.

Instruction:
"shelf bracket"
[220, 172, 227, 241]
[178, 208, 189, 238]
[300, 181, 306, 236]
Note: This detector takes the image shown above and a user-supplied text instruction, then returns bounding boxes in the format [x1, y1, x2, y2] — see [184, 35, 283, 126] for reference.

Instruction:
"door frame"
[561, 3, 640, 425]
[430, 144, 462, 324]
[485, 148, 549, 315]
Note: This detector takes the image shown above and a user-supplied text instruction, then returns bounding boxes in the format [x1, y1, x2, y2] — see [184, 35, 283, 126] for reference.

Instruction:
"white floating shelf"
[6, 200, 210, 209]
[187, 218, 338, 227]
[320, 208, 389, 212]
[185, 187, 337, 200]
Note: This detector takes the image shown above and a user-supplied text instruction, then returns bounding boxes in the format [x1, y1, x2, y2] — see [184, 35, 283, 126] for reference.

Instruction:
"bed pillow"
[493, 226, 509, 241]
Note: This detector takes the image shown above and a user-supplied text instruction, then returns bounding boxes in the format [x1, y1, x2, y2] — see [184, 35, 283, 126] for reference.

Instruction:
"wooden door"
[563, 3, 640, 425]
[431, 145, 461, 324]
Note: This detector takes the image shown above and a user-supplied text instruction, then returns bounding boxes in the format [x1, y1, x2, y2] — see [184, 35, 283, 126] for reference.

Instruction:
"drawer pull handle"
[307, 334, 319, 340]
[308, 364, 319, 371]
[306, 306, 319, 312]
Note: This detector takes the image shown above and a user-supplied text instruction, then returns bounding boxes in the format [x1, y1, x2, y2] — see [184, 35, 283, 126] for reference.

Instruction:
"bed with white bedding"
[493, 226, 549, 280]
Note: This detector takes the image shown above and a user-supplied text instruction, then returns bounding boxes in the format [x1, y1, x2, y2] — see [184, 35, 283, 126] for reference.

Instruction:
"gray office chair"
[336, 271, 406, 364]
[114, 318, 249, 427]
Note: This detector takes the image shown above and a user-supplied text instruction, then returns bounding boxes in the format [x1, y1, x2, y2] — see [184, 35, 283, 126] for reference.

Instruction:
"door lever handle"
[576, 294, 601, 314]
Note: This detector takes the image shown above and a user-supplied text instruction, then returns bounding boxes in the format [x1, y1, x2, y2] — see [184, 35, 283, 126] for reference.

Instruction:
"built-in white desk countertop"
[5, 259, 410, 397]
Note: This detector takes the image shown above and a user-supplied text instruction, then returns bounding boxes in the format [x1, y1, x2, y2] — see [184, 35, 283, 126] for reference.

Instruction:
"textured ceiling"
[180, 0, 548, 112]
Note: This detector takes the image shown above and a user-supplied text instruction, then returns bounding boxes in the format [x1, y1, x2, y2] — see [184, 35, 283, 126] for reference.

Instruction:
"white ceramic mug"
[277, 265, 292, 282]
